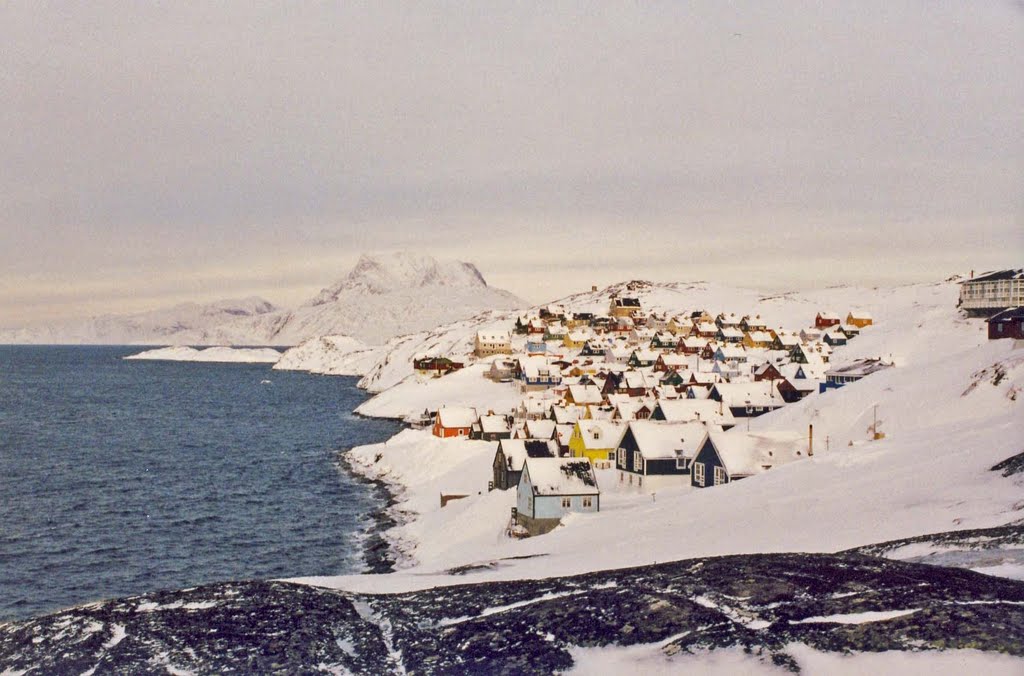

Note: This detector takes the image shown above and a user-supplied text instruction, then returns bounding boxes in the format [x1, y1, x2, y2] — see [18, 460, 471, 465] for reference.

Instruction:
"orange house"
[432, 406, 478, 438]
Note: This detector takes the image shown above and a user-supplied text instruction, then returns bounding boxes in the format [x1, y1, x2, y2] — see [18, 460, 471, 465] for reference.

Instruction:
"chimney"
[970, 269, 974, 279]
[592, 285, 598, 292]
[808, 424, 814, 457]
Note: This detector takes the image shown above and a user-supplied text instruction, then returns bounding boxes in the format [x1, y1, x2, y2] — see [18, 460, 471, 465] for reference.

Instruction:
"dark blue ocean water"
[0, 346, 401, 621]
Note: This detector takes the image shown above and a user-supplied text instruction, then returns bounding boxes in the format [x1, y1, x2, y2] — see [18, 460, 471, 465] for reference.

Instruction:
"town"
[413, 289, 887, 536]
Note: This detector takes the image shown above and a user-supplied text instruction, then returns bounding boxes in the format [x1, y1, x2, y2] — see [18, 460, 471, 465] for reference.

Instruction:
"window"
[561, 497, 571, 508]
[714, 466, 726, 485]
[634, 451, 643, 473]
[582, 497, 593, 508]
[694, 462, 705, 486]
[607, 451, 616, 461]
[676, 457, 689, 471]
[617, 448, 626, 466]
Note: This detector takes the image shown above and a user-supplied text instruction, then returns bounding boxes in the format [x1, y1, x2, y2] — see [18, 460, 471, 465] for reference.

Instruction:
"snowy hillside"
[0, 253, 526, 346]
[292, 278, 1024, 596]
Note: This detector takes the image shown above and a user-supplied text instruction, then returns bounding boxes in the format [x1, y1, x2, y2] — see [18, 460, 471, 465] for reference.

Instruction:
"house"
[432, 406, 478, 438]
[616, 421, 708, 492]
[840, 323, 861, 338]
[680, 336, 708, 355]
[742, 331, 774, 350]
[752, 362, 784, 382]
[846, 311, 873, 328]
[650, 399, 736, 429]
[771, 331, 801, 352]
[473, 413, 512, 441]
[815, 312, 841, 329]
[526, 338, 548, 355]
[543, 323, 568, 341]
[523, 418, 557, 441]
[740, 315, 768, 332]
[568, 419, 625, 466]
[563, 330, 590, 350]
[820, 358, 894, 393]
[412, 356, 464, 378]
[799, 328, 822, 343]
[604, 345, 632, 365]
[609, 297, 642, 318]
[565, 384, 603, 407]
[493, 439, 558, 490]
[611, 400, 654, 421]
[516, 458, 600, 536]
[475, 330, 512, 357]
[628, 349, 659, 368]
[580, 339, 607, 357]
[714, 344, 747, 363]
[708, 381, 783, 417]
[655, 353, 690, 372]
[485, 358, 517, 382]
[691, 431, 807, 488]
[717, 326, 745, 344]
[822, 328, 848, 347]
[691, 321, 719, 339]
[715, 313, 742, 329]
[986, 306, 1024, 340]
[650, 331, 678, 350]
[550, 404, 585, 426]
[958, 269, 1024, 317]
[516, 357, 563, 391]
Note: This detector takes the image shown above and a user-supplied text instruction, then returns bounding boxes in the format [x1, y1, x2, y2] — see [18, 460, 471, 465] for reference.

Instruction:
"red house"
[987, 307, 1024, 340]
[432, 407, 478, 438]
[815, 312, 841, 329]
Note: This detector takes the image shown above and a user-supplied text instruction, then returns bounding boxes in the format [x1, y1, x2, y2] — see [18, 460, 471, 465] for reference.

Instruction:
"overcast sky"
[2, 2, 1021, 326]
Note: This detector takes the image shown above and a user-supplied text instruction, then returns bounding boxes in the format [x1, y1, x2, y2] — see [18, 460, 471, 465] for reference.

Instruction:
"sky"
[2, 2, 1022, 326]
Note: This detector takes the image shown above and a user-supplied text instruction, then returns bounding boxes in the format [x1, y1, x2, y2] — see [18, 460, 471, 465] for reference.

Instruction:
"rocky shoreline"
[3, 548, 1023, 674]
[337, 450, 403, 575]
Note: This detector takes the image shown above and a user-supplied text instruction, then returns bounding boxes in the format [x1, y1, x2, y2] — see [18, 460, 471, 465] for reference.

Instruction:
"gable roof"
[436, 406, 478, 428]
[575, 420, 626, 450]
[524, 457, 600, 496]
[498, 439, 557, 471]
[628, 420, 708, 460]
[707, 430, 807, 477]
[654, 399, 736, 427]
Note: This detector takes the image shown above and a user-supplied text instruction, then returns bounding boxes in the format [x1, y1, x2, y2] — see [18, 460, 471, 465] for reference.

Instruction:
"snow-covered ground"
[123, 346, 283, 363]
[292, 279, 1024, 600]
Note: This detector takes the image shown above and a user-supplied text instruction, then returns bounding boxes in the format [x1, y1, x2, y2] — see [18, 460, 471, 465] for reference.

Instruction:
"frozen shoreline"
[124, 345, 283, 363]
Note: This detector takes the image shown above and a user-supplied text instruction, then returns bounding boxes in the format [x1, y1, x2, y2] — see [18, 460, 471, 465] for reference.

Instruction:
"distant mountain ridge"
[0, 253, 526, 346]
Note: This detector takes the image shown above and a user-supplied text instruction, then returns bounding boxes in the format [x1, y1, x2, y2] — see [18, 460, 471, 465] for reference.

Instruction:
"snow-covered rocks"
[123, 346, 283, 363]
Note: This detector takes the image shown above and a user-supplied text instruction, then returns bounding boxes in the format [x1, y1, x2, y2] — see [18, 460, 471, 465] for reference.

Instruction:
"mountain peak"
[307, 252, 489, 305]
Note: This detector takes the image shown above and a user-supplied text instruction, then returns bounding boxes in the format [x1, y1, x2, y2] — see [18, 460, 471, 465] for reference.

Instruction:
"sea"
[0, 346, 402, 621]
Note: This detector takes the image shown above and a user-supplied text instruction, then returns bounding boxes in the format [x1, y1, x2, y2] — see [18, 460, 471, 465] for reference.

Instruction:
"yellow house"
[742, 330, 774, 349]
[569, 420, 626, 466]
[846, 311, 873, 328]
[563, 330, 589, 350]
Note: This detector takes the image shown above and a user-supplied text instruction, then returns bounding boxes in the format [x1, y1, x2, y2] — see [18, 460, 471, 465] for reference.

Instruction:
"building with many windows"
[958, 269, 1024, 317]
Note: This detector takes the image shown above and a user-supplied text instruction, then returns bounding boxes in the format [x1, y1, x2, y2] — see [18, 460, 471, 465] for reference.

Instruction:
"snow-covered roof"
[525, 419, 556, 440]
[708, 430, 807, 477]
[847, 310, 873, 320]
[498, 439, 557, 471]
[567, 384, 603, 405]
[477, 330, 511, 342]
[711, 382, 781, 408]
[524, 457, 600, 496]
[719, 327, 744, 339]
[436, 406, 478, 428]
[628, 420, 708, 460]
[826, 358, 894, 379]
[480, 415, 510, 435]
[816, 311, 841, 320]
[716, 345, 746, 359]
[961, 269, 1024, 283]
[655, 399, 736, 427]
[746, 331, 773, 343]
[576, 420, 625, 449]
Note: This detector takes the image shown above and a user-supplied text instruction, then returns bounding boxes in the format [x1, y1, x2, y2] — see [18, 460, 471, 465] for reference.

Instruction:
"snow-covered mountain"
[0, 253, 526, 346]
[0, 297, 280, 346]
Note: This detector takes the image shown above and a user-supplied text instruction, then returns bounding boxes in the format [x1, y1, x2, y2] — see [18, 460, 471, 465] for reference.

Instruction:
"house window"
[561, 497, 571, 509]
[607, 450, 615, 461]
[634, 452, 643, 473]
[582, 497, 593, 508]
[694, 462, 705, 486]
[676, 457, 689, 471]
[458, 429, 465, 436]
[714, 466, 726, 485]
[617, 448, 626, 466]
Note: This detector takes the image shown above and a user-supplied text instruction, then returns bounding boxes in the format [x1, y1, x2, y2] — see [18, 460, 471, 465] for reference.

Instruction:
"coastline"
[337, 449, 403, 575]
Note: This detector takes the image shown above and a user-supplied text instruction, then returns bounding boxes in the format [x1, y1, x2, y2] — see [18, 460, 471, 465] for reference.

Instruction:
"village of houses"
[410, 294, 887, 537]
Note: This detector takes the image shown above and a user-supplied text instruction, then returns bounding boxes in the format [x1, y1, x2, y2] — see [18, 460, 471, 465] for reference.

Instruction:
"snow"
[1, 252, 524, 346]
[273, 335, 382, 376]
[524, 458, 599, 496]
[789, 608, 920, 624]
[102, 623, 127, 649]
[290, 279, 1023, 599]
[123, 346, 282, 363]
[566, 644, 1024, 676]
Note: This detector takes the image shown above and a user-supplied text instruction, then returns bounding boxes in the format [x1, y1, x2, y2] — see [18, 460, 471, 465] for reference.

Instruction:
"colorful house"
[516, 458, 600, 536]
[494, 439, 558, 490]
[846, 311, 873, 328]
[615, 420, 707, 492]
[691, 431, 806, 488]
[432, 406, 478, 438]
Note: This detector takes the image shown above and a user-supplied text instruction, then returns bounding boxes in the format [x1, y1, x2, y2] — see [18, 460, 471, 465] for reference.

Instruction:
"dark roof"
[614, 297, 641, 307]
[961, 269, 1024, 284]
[987, 306, 1024, 322]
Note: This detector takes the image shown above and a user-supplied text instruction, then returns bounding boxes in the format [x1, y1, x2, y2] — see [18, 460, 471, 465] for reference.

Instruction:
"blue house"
[819, 358, 894, 393]
[615, 421, 707, 492]
[691, 431, 806, 488]
[516, 458, 600, 536]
